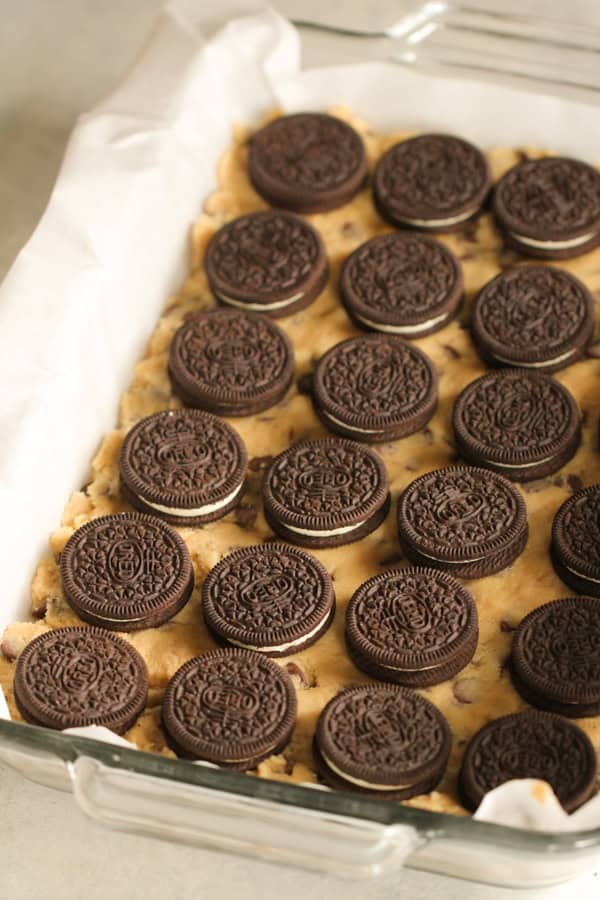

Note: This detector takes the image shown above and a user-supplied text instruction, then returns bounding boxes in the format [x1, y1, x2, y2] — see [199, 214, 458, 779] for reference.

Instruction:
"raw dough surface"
[3, 109, 600, 816]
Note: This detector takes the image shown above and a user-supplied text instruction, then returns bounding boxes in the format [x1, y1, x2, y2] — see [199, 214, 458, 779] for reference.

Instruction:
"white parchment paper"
[0, 0, 299, 623]
[1, 0, 600, 833]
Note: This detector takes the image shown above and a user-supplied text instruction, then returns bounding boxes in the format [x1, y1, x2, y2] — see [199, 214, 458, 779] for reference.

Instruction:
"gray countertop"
[1, 2, 600, 897]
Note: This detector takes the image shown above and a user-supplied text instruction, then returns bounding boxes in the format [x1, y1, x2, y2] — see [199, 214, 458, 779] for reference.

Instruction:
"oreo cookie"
[204, 211, 328, 318]
[202, 544, 335, 656]
[312, 335, 437, 443]
[459, 710, 597, 813]
[551, 486, 600, 596]
[262, 438, 390, 548]
[340, 232, 463, 337]
[493, 156, 600, 259]
[168, 309, 294, 416]
[511, 596, 600, 717]
[60, 513, 194, 631]
[345, 567, 478, 686]
[452, 370, 581, 482]
[471, 266, 595, 373]
[397, 466, 528, 579]
[248, 113, 368, 213]
[14, 626, 148, 733]
[314, 684, 451, 799]
[161, 648, 297, 769]
[373, 133, 491, 232]
[119, 409, 247, 526]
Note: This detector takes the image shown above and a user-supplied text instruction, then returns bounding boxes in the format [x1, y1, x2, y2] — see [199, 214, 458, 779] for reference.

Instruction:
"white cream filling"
[284, 517, 367, 538]
[563, 561, 600, 584]
[322, 751, 411, 791]
[228, 612, 330, 653]
[491, 348, 576, 369]
[409, 545, 487, 565]
[216, 290, 304, 311]
[480, 454, 556, 470]
[511, 230, 596, 251]
[141, 482, 243, 518]
[353, 309, 449, 335]
[377, 658, 444, 673]
[90, 598, 189, 625]
[322, 410, 382, 435]
[396, 208, 475, 228]
[90, 612, 147, 624]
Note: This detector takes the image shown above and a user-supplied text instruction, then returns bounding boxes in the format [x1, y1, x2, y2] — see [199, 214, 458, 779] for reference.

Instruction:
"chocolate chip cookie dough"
[2, 108, 600, 817]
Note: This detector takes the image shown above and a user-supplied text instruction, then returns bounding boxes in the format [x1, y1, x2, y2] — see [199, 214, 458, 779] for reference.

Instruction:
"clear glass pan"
[1, 719, 600, 887]
[291, 1, 600, 102]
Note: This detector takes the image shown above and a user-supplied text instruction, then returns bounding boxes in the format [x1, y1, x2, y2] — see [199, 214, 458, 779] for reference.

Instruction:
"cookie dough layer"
[2, 111, 600, 818]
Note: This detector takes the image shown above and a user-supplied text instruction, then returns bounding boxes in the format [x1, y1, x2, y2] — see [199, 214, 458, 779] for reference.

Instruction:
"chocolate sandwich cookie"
[168, 308, 294, 416]
[161, 648, 297, 768]
[248, 113, 368, 213]
[459, 710, 597, 813]
[471, 266, 595, 373]
[60, 513, 194, 631]
[14, 626, 148, 733]
[511, 596, 600, 717]
[397, 466, 528, 579]
[262, 438, 390, 548]
[314, 684, 451, 799]
[313, 335, 437, 443]
[119, 409, 247, 526]
[340, 232, 463, 337]
[202, 544, 335, 657]
[373, 133, 491, 233]
[345, 568, 478, 686]
[493, 156, 600, 259]
[551, 486, 600, 596]
[204, 211, 328, 318]
[452, 369, 581, 481]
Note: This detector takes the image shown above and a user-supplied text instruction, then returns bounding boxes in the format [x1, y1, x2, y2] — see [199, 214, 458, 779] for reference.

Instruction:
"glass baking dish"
[2, 1, 600, 888]
[1, 718, 600, 886]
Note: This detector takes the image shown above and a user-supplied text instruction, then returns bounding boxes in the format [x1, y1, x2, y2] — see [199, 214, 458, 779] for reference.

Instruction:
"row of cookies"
[247, 113, 600, 259]
[13, 612, 598, 814]
[203, 211, 596, 364]
[50, 469, 600, 669]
